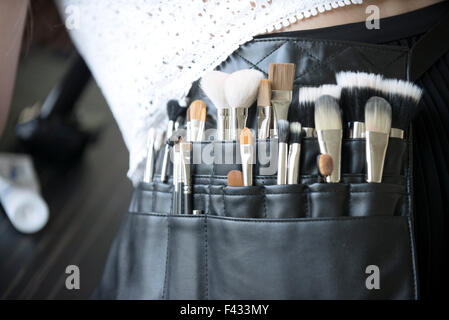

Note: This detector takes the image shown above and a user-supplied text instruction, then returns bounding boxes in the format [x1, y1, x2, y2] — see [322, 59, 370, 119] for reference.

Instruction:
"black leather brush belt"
[94, 13, 449, 299]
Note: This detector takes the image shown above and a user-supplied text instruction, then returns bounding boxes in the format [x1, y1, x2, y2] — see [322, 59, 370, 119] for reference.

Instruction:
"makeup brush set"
[142, 66, 422, 217]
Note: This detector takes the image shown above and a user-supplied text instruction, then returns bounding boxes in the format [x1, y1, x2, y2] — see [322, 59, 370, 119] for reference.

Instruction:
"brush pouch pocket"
[96, 35, 420, 300]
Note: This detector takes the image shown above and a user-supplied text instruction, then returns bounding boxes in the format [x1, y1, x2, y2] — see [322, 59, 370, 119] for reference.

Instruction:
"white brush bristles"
[381, 79, 423, 102]
[224, 69, 264, 109]
[336, 71, 384, 90]
[365, 97, 392, 133]
[200, 71, 230, 109]
[314, 95, 342, 130]
[298, 85, 341, 104]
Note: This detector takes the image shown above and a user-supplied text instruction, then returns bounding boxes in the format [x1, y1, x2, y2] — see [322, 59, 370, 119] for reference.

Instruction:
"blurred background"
[0, 0, 133, 299]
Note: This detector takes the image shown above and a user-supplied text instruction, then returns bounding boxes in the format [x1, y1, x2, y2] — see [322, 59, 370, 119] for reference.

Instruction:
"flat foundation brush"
[380, 78, 423, 139]
[161, 100, 186, 182]
[287, 122, 302, 184]
[277, 119, 289, 185]
[296, 85, 341, 137]
[365, 97, 392, 183]
[336, 71, 384, 138]
[225, 69, 264, 141]
[257, 79, 272, 139]
[201, 71, 230, 141]
[269, 63, 295, 138]
[239, 128, 254, 186]
[314, 95, 343, 183]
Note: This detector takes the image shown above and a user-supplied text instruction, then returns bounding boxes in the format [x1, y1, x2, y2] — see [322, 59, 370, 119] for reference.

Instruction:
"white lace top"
[56, 0, 363, 185]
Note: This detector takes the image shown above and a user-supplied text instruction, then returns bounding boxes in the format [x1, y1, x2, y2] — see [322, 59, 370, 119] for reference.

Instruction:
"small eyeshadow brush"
[239, 128, 254, 186]
[189, 100, 207, 142]
[277, 119, 290, 185]
[287, 122, 302, 184]
[227, 170, 244, 187]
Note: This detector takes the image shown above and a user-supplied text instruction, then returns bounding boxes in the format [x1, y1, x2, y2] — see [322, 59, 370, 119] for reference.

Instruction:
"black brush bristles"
[167, 99, 186, 122]
[289, 122, 302, 144]
[297, 87, 320, 128]
[381, 79, 423, 131]
[336, 71, 384, 125]
[277, 119, 290, 143]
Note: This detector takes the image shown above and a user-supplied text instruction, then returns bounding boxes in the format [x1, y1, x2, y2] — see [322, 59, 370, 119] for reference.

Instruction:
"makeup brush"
[189, 100, 207, 142]
[277, 120, 290, 185]
[314, 95, 343, 183]
[269, 63, 295, 138]
[365, 96, 392, 183]
[180, 141, 193, 213]
[239, 128, 254, 186]
[186, 105, 191, 141]
[161, 100, 186, 182]
[257, 79, 272, 139]
[227, 170, 244, 187]
[225, 69, 264, 140]
[287, 122, 302, 184]
[317, 154, 334, 182]
[380, 78, 423, 139]
[143, 128, 157, 183]
[172, 141, 180, 214]
[201, 71, 230, 141]
[336, 71, 384, 138]
[296, 85, 341, 137]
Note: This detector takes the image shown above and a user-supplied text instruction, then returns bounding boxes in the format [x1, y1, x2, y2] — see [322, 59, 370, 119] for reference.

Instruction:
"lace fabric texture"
[56, 0, 363, 184]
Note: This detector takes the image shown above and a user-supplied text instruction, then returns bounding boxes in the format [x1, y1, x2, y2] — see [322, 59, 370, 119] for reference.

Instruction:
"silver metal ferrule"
[180, 145, 192, 187]
[257, 106, 271, 139]
[271, 90, 292, 138]
[193, 210, 203, 215]
[230, 107, 249, 141]
[287, 143, 301, 184]
[366, 131, 390, 183]
[317, 129, 342, 183]
[143, 140, 155, 183]
[240, 144, 254, 186]
[390, 128, 404, 139]
[190, 119, 201, 142]
[216, 108, 230, 141]
[277, 142, 288, 185]
[348, 121, 366, 138]
[160, 121, 174, 182]
[302, 127, 316, 138]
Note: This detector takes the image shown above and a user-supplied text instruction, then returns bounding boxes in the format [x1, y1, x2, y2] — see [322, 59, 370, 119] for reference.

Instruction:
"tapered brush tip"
[189, 100, 207, 121]
[365, 96, 392, 133]
[227, 170, 244, 187]
[317, 154, 334, 178]
[269, 63, 295, 91]
[277, 120, 290, 143]
[257, 79, 272, 106]
[289, 122, 302, 144]
[200, 70, 229, 109]
[314, 95, 342, 130]
[225, 69, 264, 109]
[381, 78, 423, 102]
[166, 99, 186, 121]
[239, 127, 253, 145]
